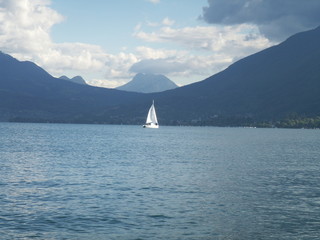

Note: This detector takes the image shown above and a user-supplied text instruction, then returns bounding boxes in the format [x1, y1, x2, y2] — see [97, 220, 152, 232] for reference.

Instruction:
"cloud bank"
[130, 58, 187, 75]
[2, 0, 315, 88]
[135, 24, 270, 53]
[201, 0, 320, 41]
[132, 23, 271, 79]
[0, 0, 107, 74]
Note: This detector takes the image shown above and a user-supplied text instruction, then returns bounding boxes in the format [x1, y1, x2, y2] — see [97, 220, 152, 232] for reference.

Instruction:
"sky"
[1, 0, 320, 88]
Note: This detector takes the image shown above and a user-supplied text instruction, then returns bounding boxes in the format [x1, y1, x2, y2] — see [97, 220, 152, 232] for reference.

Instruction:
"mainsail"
[143, 100, 159, 128]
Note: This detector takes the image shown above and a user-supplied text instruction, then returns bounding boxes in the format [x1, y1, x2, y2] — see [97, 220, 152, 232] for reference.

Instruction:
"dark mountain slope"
[0, 52, 146, 123]
[154, 26, 320, 124]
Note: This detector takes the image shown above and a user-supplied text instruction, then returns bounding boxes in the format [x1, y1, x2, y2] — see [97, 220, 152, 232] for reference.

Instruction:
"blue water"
[0, 123, 320, 240]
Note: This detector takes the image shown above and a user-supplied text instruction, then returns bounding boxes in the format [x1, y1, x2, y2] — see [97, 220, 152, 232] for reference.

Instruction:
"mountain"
[0, 51, 144, 123]
[116, 73, 178, 93]
[59, 75, 87, 85]
[155, 26, 320, 126]
[1, 26, 320, 127]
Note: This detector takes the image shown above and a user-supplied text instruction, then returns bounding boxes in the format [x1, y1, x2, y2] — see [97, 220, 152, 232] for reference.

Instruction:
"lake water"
[0, 123, 320, 240]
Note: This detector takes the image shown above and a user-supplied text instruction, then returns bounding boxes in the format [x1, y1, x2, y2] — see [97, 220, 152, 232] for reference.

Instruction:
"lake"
[0, 123, 320, 239]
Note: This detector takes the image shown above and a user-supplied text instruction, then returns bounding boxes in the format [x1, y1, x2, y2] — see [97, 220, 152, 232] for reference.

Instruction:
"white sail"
[143, 100, 159, 128]
[146, 103, 158, 124]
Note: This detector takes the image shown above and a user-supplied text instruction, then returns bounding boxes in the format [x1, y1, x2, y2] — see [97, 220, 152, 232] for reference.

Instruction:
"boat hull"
[143, 124, 159, 129]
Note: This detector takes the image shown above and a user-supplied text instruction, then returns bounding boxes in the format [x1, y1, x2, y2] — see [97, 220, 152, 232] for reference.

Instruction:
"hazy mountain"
[116, 73, 178, 93]
[59, 75, 87, 85]
[1, 26, 320, 127]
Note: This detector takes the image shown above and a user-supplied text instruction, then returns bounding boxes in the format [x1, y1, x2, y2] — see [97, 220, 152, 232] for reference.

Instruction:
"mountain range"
[116, 73, 178, 93]
[1, 26, 320, 127]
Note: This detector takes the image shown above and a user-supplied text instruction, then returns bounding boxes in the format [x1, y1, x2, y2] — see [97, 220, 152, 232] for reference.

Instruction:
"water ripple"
[1, 123, 320, 239]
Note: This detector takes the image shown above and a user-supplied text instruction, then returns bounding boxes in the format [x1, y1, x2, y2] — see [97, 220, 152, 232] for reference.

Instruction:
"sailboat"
[143, 100, 159, 128]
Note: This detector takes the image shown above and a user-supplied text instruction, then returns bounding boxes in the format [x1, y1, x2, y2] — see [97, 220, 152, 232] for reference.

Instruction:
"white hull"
[143, 123, 159, 129]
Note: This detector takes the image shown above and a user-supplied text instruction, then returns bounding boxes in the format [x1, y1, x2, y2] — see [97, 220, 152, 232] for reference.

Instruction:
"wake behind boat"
[143, 100, 159, 128]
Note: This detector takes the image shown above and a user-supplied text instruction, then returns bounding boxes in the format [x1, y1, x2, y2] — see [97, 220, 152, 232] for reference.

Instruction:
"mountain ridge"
[1, 26, 320, 127]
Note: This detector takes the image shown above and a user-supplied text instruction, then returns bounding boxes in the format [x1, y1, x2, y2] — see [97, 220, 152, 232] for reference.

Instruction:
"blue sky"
[51, 0, 207, 53]
[1, 0, 319, 88]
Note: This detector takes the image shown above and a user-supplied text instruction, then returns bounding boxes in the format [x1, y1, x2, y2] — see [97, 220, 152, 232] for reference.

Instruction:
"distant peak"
[59, 75, 87, 85]
[117, 72, 178, 93]
[59, 75, 70, 80]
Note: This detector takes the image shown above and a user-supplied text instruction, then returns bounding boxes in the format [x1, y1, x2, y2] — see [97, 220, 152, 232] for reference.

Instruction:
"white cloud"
[0, 0, 106, 73]
[134, 24, 273, 54]
[162, 17, 175, 26]
[0, 0, 63, 54]
[146, 0, 160, 4]
[128, 52, 233, 85]
[0, 0, 138, 87]
[145, 17, 175, 28]
[135, 46, 184, 59]
[134, 23, 142, 32]
[147, 21, 160, 27]
[103, 52, 138, 79]
[87, 78, 127, 89]
[130, 23, 275, 85]
[0, 0, 275, 88]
